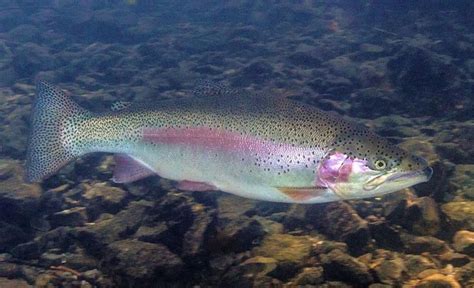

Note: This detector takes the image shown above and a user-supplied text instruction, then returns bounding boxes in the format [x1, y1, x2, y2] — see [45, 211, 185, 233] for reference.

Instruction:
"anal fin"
[177, 180, 217, 192]
[112, 154, 155, 183]
[277, 186, 327, 201]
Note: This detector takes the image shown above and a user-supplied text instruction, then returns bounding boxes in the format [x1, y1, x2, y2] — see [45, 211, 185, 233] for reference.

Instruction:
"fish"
[26, 81, 433, 204]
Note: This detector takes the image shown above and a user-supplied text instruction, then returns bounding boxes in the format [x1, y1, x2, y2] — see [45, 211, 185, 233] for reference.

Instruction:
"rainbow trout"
[26, 82, 432, 203]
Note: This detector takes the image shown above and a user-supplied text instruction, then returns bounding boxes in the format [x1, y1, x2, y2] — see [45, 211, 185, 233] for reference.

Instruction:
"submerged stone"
[253, 234, 314, 264]
[104, 239, 184, 284]
[321, 249, 374, 286]
[441, 201, 474, 230]
[452, 230, 474, 257]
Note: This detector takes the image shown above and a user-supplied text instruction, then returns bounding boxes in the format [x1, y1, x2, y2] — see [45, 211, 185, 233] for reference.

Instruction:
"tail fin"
[26, 82, 89, 182]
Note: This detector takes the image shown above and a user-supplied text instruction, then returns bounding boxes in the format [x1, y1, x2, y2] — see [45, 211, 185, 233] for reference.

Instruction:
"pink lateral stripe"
[142, 127, 290, 154]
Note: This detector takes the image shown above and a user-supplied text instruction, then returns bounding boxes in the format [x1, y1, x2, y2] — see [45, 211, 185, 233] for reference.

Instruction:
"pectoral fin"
[277, 186, 327, 201]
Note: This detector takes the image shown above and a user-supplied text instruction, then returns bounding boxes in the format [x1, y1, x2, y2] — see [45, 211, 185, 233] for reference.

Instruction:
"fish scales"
[26, 82, 432, 203]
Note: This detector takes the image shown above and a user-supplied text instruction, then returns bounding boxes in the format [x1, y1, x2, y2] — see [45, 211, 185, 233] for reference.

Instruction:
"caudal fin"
[26, 82, 89, 182]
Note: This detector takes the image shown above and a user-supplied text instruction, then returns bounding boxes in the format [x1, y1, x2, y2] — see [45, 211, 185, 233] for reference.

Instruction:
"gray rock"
[403, 197, 441, 236]
[82, 182, 128, 218]
[0, 159, 41, 218]
[308, 202, 370, 255]
[221, 256, 278, 288]
[8, 24, 41, 43]
[0, 221, 29, 251]
[104, 239, 184, 285]
[321, 249, 374, 286]
[12, 43, 58, 78]
[75, 200, 153, 255]
[182, 204, 216, 260]
[50, 207, 88, 228]
[288, 51, 322, 68]
[217, 217, 265, 252]
[293, 267, 324, 285]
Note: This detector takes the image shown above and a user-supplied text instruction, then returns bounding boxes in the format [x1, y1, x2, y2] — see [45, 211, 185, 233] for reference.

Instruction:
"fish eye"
[374, 159, 387, 170]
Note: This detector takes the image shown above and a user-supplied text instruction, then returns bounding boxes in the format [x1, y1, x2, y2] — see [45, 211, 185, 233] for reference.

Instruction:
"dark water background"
[0, 0, 473, 287]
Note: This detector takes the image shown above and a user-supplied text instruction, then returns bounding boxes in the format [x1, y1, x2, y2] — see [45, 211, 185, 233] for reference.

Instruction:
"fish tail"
[26, 82, 91, 182]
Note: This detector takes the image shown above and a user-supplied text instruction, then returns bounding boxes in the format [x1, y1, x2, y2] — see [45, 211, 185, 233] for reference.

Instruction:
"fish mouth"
[363, 167, 433, 191]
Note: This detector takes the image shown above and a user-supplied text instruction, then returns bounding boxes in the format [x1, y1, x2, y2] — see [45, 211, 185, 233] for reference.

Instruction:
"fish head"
[317, 132, 432, 200]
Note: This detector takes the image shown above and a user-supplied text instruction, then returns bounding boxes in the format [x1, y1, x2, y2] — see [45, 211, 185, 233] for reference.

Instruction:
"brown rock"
[401, 233, 448, 254]
[293, 267, 324, 285]
[452, 230, 474, 256]
[442, 201, 474, 230]
[104, 239, 184, 284]
[404, 197, 440, 236]
[253, 234, 314, 264]
[373, 257, 406, 285]
[0, 277, 31, 288]
[404, 254, 437, 277]
[415, 273, 461, 288]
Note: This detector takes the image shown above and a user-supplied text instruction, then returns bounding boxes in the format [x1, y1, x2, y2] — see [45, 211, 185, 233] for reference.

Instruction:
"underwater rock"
[356, 59, 388, 88]
[439, 250, 470, 267]
[452, 230, 474, 257]
[229, 26, 261, 41]
[325, 56, 359, 81]
[403, 197, 440, 236]
[181, 203, 216, 260]
[0, 277, 30, 288]
[320, 249, 374, 286]
[0, 159, 41, 217]
[82, 182, 128, 219]
[371, 254, 406, 285]
[441, 201, 474, 230]
[308, 202, 370, 255]
[359, 43, 385, 55]
[252, 233, 317, 281]
[456, 261, 474, 287]
[414, 273, 461, 288]
[221, 256, 278, 288]
[387, 46, 463, 116]
[400, 233, 448, 254]
[347, 88, 399, 119]
[12, 43, 58, 78]
[449, 165, 474, 200]
[49, 207, 88, 228]
[253, 234, 314, 264]
[0, 221, 29, 252]
[104, 239, 184, 285]
[288, 51, 322, 68]
[75, 200, 153, 255]
[238, 61, 274, 85]
[217, 217, 265, 253]
[293, 267, 324, 285]
[403, 254, 437, 277]
[8, 24, 41, 43]
[368, 219, 404, 250]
